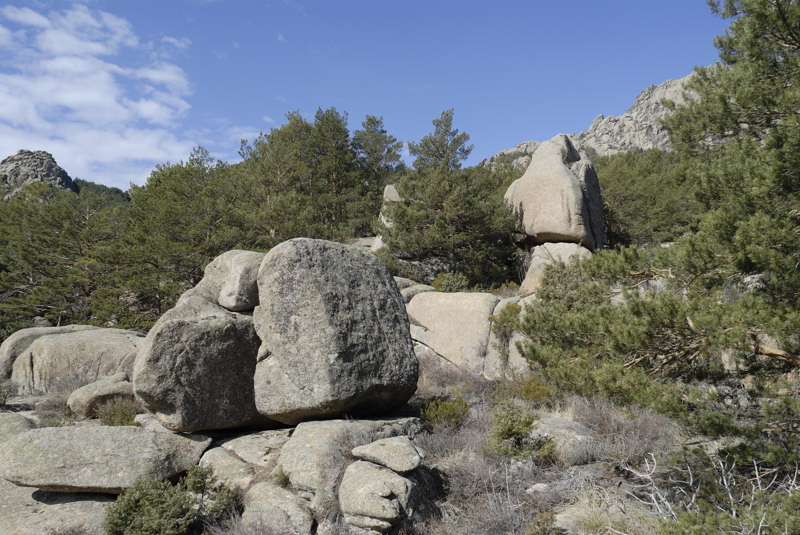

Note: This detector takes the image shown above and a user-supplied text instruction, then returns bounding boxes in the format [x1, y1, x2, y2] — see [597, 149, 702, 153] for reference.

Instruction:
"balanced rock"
[0, 325, 100, 380]
[504, 134, 606, 250]
[11, 328, 143, 395]
[180, 249, 265, 312]
[520, 242, 592, 296]
[407, 291, 499, 376]
[133, 294, 263, 432]
[66, 372, 134, 419]
[253, 238, 418, 425]
[0, 427, 210, 493]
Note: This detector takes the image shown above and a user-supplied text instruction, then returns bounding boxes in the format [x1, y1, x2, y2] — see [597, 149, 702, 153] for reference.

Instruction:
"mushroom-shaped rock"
[504, 134, 606, 250]
[11, 329, 144, 395]
[0, 427, 211, 494]
[351, 436, 422, 473]
[253, 238, 418, 425]
[132, 294, 265, 432]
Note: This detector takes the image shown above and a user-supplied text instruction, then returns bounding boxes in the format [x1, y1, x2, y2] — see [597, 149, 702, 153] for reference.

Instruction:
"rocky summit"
[0, 150, 78, 198]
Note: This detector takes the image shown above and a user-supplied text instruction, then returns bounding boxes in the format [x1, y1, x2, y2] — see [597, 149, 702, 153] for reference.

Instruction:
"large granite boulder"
[504, 134, 606, 250]
[180, 249, 265, 312]
[407, 291, 499, 376]
[66, 372, 135, 419]
[0, 427, 210, 493]
[133, 294, 264, 432]
[338, 460, 414, 532]
[520, 242, 592, 296]
[253, 238, 418, 425]
[0, 325, 100, 380]
[11, 328, 144, 395]
[242, 482, 315, 535]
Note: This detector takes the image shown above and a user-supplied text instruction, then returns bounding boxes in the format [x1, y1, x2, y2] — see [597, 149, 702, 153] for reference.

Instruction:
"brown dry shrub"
[96, 396, 143, 426]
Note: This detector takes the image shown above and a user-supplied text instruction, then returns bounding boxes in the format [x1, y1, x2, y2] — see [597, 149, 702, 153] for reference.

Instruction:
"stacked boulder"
[0, 238, 428, 535]
[504, 134, 605, 296]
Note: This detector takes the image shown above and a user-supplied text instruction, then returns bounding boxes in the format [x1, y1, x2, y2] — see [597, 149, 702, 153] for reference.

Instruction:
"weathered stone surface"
[0, 413, 34, 442]
[0, 427, 211, 493]
[199, 447, 256, 492]
[133, 294, 264, 432]
[0, 478, 111, 535]
[253, 238, 418, 425]
[393, 277, 417, 290]
[219, 429, 291, 467]
[339, 461, 413, 532]
[482, 140, 540, 171]
[0, 325, 100, 380]
[414, 343, 463, 394]
[351, 436, 422, 473]
[407, 291, 499, 375]
[184, 249, 265, 312]
[400, 284, 435, 303]
[11, 328, 144, 395]
[242, 482, 314, 535]
[531, 414, 595, 464]
[504, 134, 606, 250]
[67, 372, 134, 419]
[520, 242, 592, 296]
[484, 297, 533, 381]
[278, 418, 421, 510]
[0, 149, 78, 198]
[378, 184, 401, 229]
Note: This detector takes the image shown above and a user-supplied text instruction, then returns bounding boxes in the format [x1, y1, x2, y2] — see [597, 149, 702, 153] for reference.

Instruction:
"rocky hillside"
[485, 73, 693, 169]
[0, 150, 78, 198]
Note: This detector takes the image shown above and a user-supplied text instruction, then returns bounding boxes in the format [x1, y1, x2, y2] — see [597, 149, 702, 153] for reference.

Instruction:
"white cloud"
[0, 6, 50, 28]
[0, 4, 196, 188]
[161, 36, 191, 50]
[262, 115, 275, 123]
[277, 32, 285, 42]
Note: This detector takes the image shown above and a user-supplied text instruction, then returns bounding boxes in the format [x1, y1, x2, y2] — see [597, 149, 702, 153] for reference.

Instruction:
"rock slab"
[0, 427, 211, 493]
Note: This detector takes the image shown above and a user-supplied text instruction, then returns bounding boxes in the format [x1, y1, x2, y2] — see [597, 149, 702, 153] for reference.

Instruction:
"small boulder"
[182, 249, 265, 312]
[132, 294, 264, 432]
[242, 482, 314, 535]
[520, 242, 592, 296]
[66, 372, 134, 419]
[11, 328, 144, 395]
[0, 427, 211, 494]
[0, 413, 34, 443]
[339, 460, 413, 532]
[199, 447, 256, 493]
[351, 436, 422, 473]
[253, 238, 418, 425]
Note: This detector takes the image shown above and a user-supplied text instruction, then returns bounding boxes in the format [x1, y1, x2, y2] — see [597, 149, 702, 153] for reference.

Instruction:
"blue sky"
[0, 0, 730, 190]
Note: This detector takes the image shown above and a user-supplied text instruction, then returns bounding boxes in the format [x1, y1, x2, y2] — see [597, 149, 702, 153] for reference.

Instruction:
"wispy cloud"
[0, 4, 194, 188]
[276, 32, 285, 43]
[262, 115, 275, 123]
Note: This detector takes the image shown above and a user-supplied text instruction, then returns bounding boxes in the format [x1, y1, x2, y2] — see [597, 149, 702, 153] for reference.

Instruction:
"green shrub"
[104, 465, 237, 535]
[420, 395, 470, 430]
[488, 401, 549, 459]
[97, 397, 142, 426]
[431, 272, 470, 292]
[494, 375, 554, 405]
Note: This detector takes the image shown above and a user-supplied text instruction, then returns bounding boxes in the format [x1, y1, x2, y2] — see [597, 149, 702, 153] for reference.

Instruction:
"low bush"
[104, 465, 237, 535]
[420, 395, 470, 430]
[97, 397, 142, 426]
[431, 272, 470, 292]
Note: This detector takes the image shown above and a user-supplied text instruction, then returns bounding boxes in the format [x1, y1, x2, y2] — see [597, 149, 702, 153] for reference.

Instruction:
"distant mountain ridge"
[485, 73, 694, 170]
[0, 150, 78, 198]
